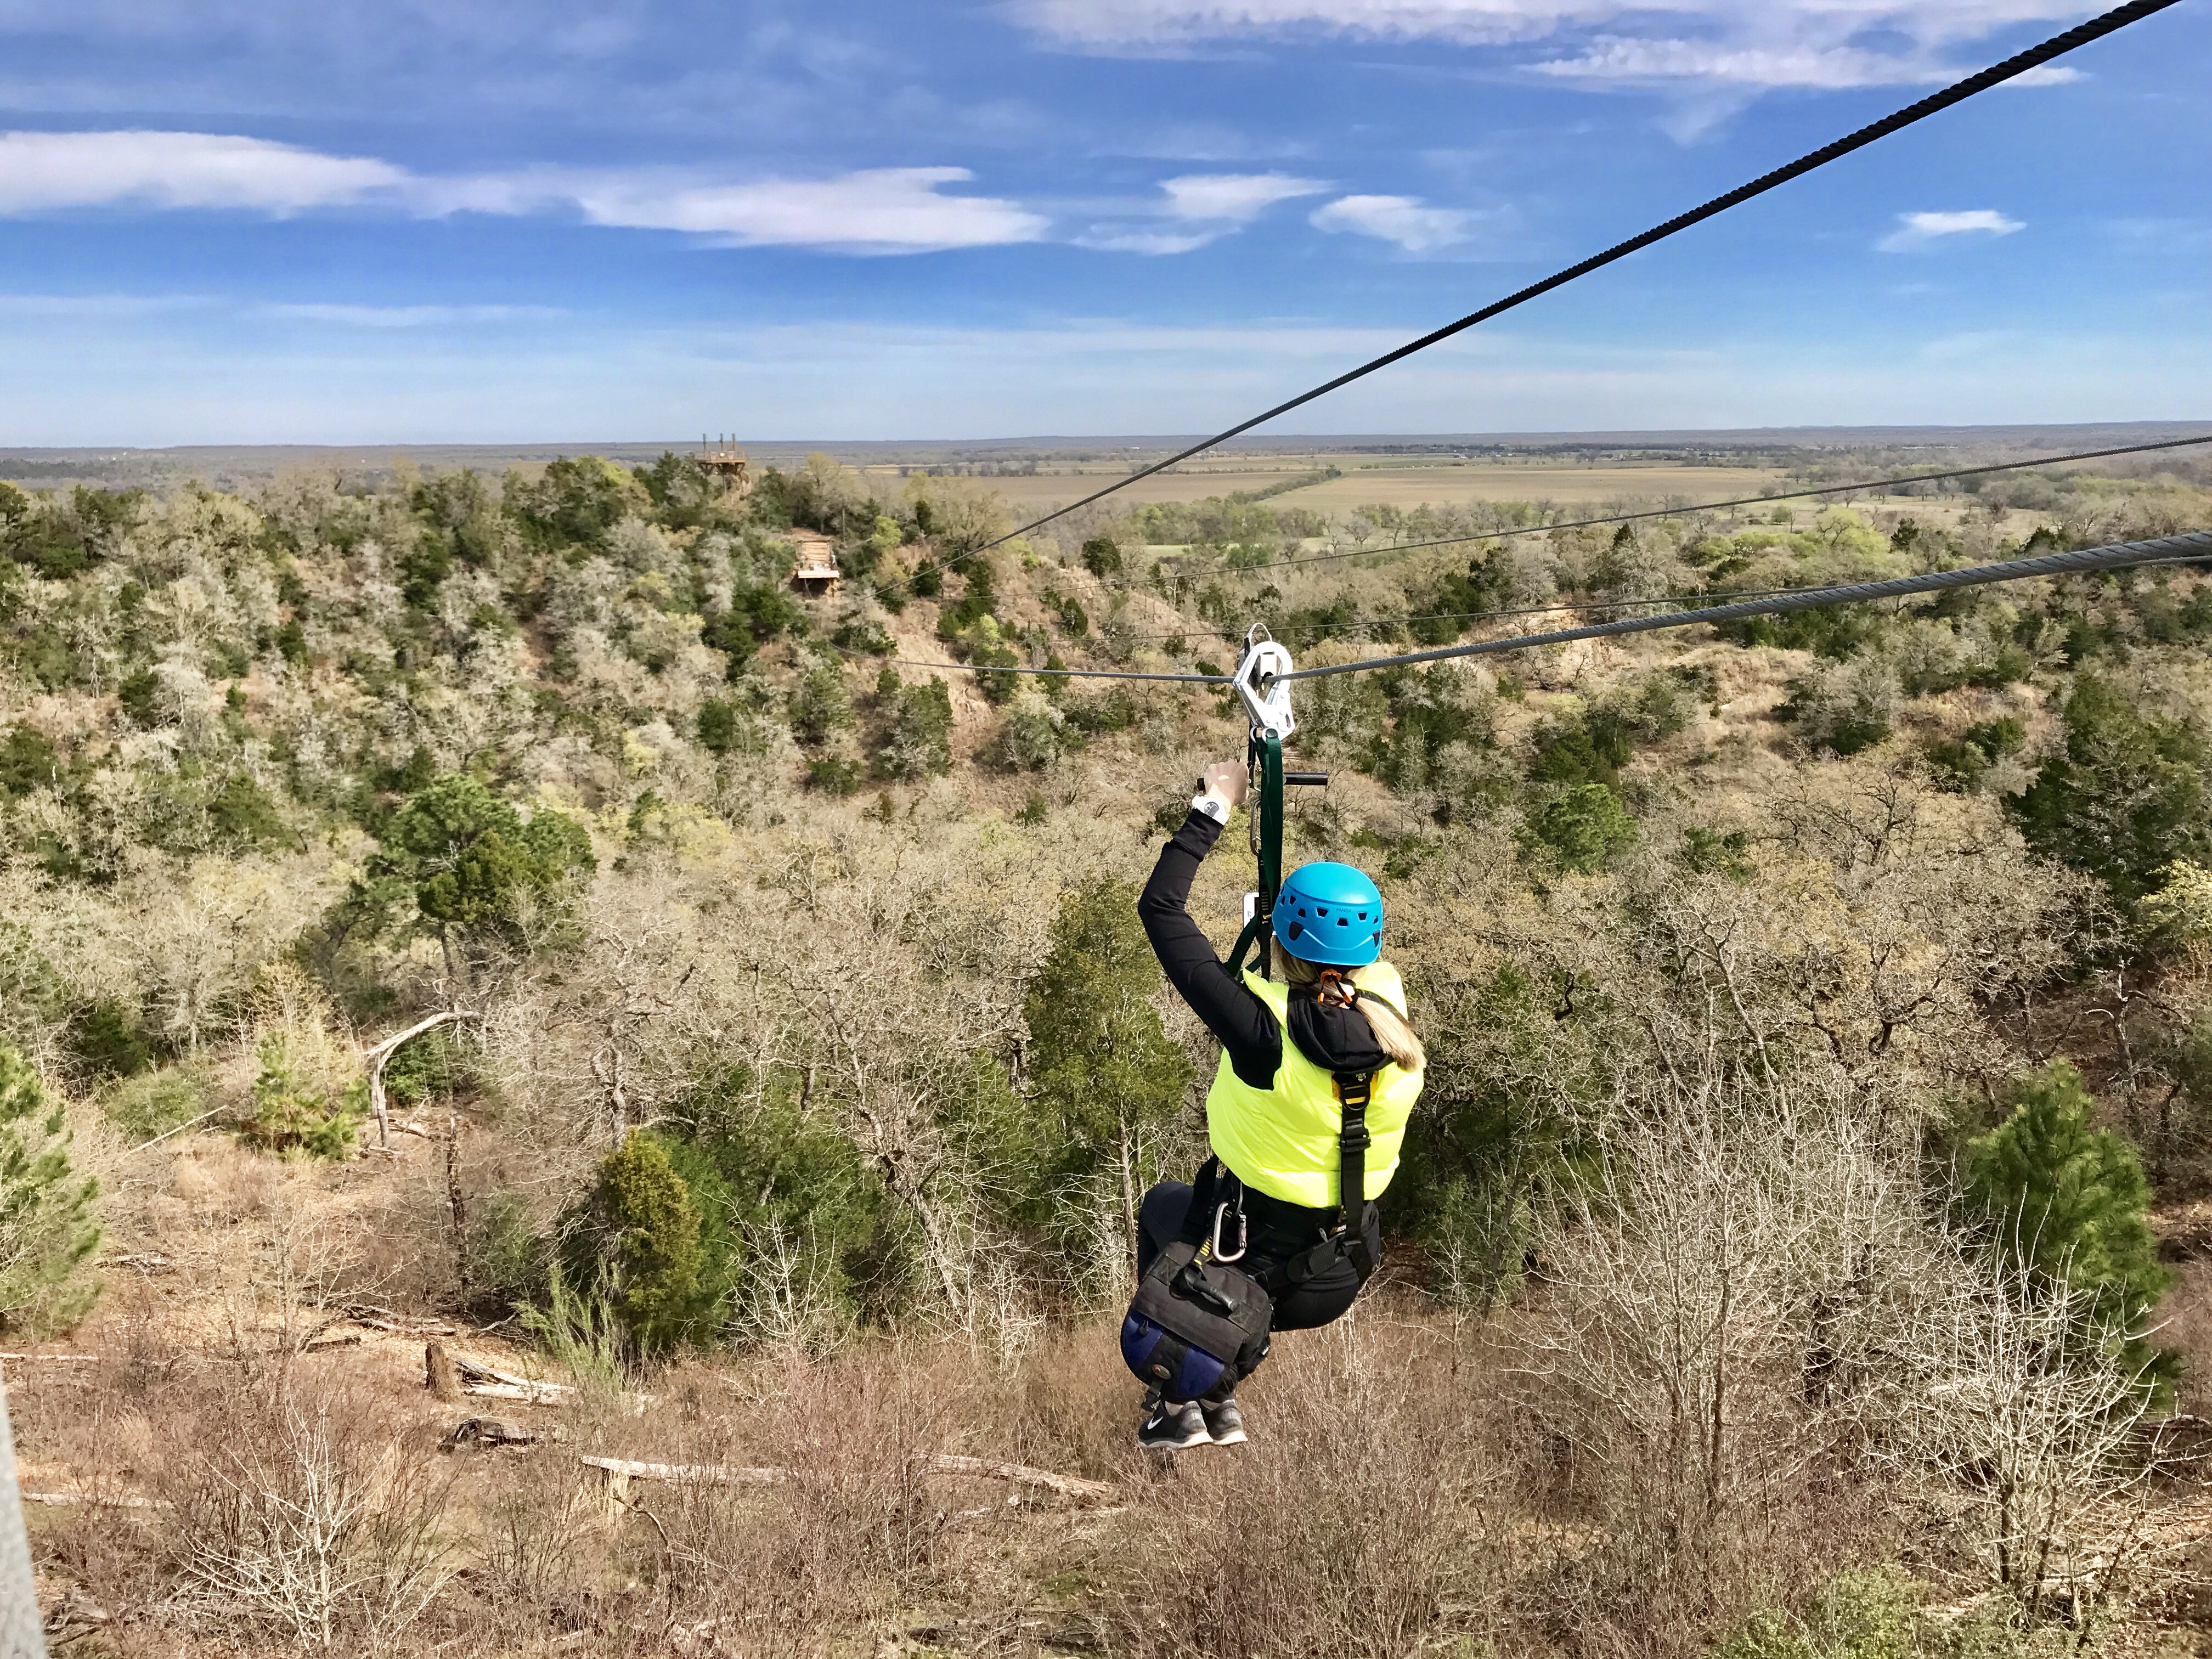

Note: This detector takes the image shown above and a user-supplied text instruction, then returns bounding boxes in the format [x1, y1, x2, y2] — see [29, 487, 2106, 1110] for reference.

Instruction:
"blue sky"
[0, 0, 2205, 444]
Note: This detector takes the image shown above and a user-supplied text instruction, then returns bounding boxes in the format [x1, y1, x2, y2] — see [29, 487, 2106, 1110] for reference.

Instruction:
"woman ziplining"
[1120, 757, 1426, 1449]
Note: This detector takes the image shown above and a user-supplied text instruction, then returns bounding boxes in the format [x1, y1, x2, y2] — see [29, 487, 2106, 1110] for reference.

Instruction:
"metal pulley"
[1232, 630, 1296, 741]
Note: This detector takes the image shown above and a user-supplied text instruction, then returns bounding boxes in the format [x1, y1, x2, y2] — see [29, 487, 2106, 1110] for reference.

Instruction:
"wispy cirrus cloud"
[1877, 208, 2024, 252]
[1311, 192, 1482, 253]
[258, 302, 568, 327]
[1011, 0, 2101, 95]
[1159, 171, 1325, 222]
[1075, 170, 1325, 254]
[0, 131, 1048, 253]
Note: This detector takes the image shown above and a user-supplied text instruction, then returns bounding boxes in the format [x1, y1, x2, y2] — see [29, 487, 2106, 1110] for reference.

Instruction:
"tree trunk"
[1117, 1108, 1138, 1279]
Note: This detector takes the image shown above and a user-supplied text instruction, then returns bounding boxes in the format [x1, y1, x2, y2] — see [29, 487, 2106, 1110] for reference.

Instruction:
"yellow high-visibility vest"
[1204, 964, 1423, 1209]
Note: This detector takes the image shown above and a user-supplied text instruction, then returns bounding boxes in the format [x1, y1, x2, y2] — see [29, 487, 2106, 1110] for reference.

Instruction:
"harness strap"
[1334, 1070, 1378, 1279]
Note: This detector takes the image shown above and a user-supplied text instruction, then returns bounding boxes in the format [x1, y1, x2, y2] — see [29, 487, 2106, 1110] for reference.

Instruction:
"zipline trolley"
[1226, 628, 1329, 979]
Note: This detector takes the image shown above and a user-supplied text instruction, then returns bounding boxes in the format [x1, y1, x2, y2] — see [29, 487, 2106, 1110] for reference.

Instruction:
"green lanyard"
[1226, 730, 1283, 980]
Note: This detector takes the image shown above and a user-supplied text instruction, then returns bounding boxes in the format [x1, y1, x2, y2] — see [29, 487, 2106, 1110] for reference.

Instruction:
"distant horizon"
[7, 418, 2210, 462]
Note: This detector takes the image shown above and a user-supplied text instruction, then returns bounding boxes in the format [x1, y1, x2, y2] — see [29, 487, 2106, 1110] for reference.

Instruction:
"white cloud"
[1012, 0, 2102, 93]
[1531, 39, 1950, 89]
[1074, 228, 1224, 255]
[1311, 193, 1476, 253]
[1159, 172, 1328, 221]
[0, 129, 404, 213]
[1014, 0, 1600, 49]
[258, 303, 566, 328]
[1877, 209, 2025, 252]
[0, 134, 1048, 255]
[568, 167, 1048, 253]
[1073, 171, 1325, 255]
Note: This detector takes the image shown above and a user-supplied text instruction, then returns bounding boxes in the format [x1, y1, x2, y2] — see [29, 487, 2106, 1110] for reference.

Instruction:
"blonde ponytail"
[1272, 943, 1426, 1074]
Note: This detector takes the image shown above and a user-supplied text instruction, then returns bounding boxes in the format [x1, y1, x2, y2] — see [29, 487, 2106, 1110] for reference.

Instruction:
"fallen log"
[346, 1302, 456, 1336]
[450, 1351, 575, 1403]
[576, 1450, 1118, 1514]
[922, 1453, 1119, 1503]
[21, 1492, 162, 1510]
[443, 1416, 543, 1449]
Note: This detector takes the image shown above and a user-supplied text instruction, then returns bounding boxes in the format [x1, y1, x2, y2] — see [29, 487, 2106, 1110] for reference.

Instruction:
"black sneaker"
[1201, 1397, 1246, 1446]
[1138, 1399, 1209, 1451]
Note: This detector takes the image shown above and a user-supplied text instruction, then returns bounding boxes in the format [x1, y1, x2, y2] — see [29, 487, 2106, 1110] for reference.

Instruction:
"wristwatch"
[1190, 793, 1231, 825]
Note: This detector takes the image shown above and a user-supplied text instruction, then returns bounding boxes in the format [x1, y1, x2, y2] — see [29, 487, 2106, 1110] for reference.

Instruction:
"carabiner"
[1211, 1202, 1248, 1264]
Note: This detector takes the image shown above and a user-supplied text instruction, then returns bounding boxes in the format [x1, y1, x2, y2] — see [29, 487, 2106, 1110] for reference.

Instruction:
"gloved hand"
[1198, 760, 1249, 810]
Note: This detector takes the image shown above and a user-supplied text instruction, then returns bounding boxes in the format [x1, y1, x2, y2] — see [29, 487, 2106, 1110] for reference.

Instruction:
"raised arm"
[1136, 763, 1281, 1090]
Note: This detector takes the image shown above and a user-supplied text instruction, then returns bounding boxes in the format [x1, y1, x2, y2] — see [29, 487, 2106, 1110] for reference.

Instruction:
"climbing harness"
[1121, 1157, 1275, 1402]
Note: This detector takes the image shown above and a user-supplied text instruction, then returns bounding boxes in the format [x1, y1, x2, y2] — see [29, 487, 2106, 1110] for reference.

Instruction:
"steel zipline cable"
[1211, 431, 2212, 579]
[1279, 531, 2212, 680]
[901, 0, 2186, 585]
[1079, 430, 2212, 641]
[847, 650, 1224, 684]
[837, 529, 2212, 686]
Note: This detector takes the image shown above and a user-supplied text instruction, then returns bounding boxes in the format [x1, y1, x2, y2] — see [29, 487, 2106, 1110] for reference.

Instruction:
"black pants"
[1137, 1177, 1364, 1347]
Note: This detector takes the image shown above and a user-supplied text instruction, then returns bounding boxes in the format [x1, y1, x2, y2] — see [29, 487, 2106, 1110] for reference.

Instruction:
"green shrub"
[2013, 675, 2211, 910]
[1681, 826, 1753, 879]
[356, 775, 596, 952]
[831, 613, 893, 655]
[1528, 712, 1629, 787]
[239, 1030, 366, 1159]
[983, 693, 1072, 772]
[0, 724, 59, 797]
[696, 697, 740, 755]
[874, 676, 953, 780]
[69, 1000, 154, 1080]
[1523, 782, 1635, 873]
[381, 1023, 482, 1107]
[667, 1065, 895, 1342]
[0, 923, 64, 1059]
[464, 1189, 550, 1317]
[0, 1044, 101, 1332]
[1714, 1568, 1923, 1659]
[101, 1066, 206, 1142]
[1931, 717, 2029, 789]
[207, 772, 286, 848]
[788, 661, 855, 746]
[806, 755, 863, 795]
[1780, 661, 1895, 757]
[569, 1131, 719, 1356]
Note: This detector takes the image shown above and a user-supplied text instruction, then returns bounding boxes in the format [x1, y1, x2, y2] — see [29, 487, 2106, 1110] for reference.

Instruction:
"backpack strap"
[1178, 1157, 1221, 1249]
[1334, 1071, 1378, 1280]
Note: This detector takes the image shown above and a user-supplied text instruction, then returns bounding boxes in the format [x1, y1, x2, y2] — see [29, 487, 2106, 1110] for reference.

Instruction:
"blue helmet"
[1274, 861, 1384, 967]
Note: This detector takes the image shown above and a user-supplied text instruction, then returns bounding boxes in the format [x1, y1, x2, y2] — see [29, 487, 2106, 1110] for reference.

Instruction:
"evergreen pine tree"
[1964, 1060, 2174, 1391]
[0, 1044, 101, 1332]
[1024, 878, 1192, 1260]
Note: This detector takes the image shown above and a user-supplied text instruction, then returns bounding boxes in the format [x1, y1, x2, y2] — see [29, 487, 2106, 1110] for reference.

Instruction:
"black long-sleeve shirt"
[1138, 810, 1387, 1092]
